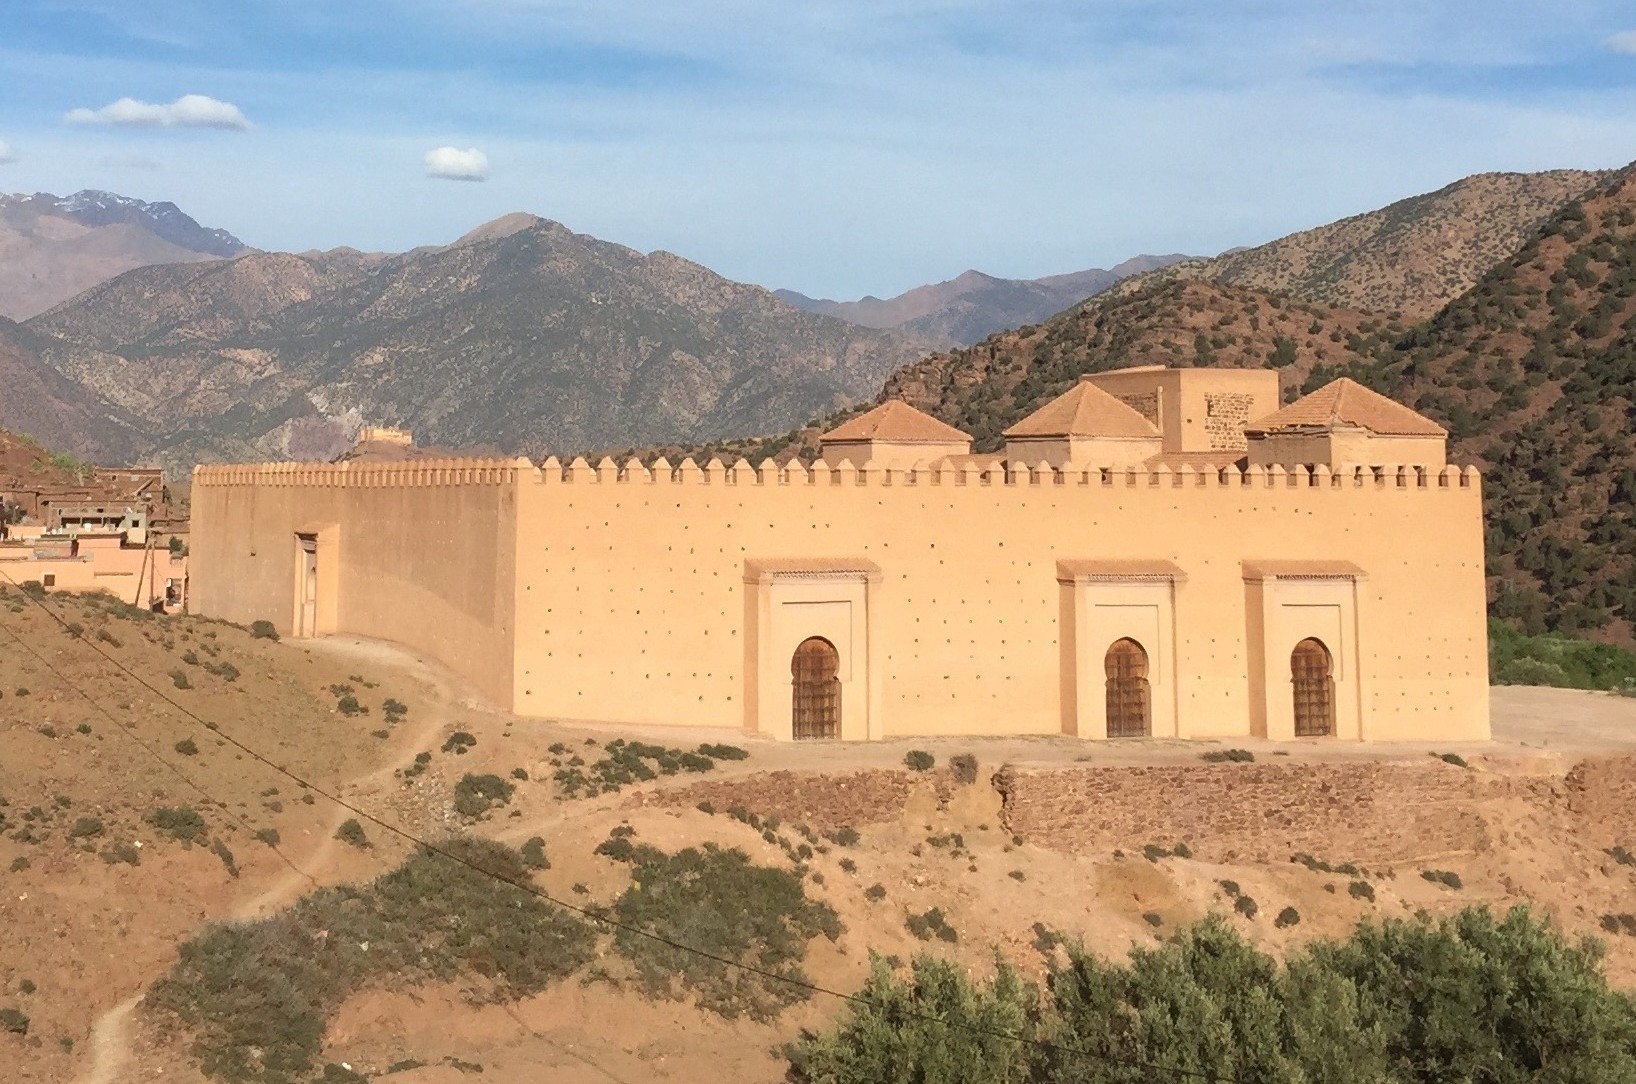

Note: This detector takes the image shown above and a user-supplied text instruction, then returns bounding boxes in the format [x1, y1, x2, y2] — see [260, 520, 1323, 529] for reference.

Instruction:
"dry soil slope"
[1118, 169, 1610, 320]
[25, 216, 927, 468]
[0, 319, 141, 461]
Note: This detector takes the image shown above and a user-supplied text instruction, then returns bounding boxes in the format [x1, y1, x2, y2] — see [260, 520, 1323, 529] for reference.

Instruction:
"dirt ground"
[2, 597, 1635, 1084]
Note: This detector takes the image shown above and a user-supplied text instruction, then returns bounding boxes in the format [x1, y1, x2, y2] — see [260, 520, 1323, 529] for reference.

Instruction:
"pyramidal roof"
[1003, 379, 1161, 439]
[1246, 378, 1446, 438]
[820, 400, 971, 444]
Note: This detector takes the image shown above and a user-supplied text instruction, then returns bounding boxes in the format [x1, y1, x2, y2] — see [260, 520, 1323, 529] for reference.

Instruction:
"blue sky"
[2, 1, 1635, 299]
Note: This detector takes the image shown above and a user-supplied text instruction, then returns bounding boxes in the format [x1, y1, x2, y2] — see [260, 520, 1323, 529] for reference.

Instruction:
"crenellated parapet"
[191, 456, 535, 488]
[525, 455, 1482, 492]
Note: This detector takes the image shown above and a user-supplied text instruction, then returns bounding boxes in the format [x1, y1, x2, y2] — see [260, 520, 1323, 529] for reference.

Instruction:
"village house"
[188, 366, 1489, 743]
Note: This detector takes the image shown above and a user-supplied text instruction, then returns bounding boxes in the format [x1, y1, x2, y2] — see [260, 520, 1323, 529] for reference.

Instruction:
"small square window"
[42, 574, 56, 587]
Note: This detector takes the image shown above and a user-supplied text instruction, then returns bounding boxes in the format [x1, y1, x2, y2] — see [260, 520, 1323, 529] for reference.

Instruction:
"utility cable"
[0, 572, 1235, 1084]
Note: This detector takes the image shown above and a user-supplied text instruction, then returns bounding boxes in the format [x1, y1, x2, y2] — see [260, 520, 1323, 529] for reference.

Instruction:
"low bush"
[453, 774, 514, 818]
[1234, 895, 1259, 919]
[519, 837, 549, 870]
[441, 732, 477, 754]
[248, 620, 280, 640]
[175, 738, 199, 756]
[335, 695, 368, 717]
[697, 742, 749, 761]
[335, 819, 368, 848]
[1609, 845, 1636, 867]
[1348, 879, 1376, 902]
[864, 883, 887, 902]
[949, 753, 979, 784]
[611, 843, 840, 1020]
[1274, 906, 1301, 929]
[1489, 619, 1636, 690]
[825, 826, 860, 847]
[1142, 912, 1163, 928]
[67, 815, 104, 839]
[100, 842, 139, 866]
[0, 1007, 27, 1036]
[170, 670, 192, 690]
[255, 828, 281, 847]
[905, 907, 958, 943]
[903, 750, 935, 772]
[555, 738, 724, 798]
[1422, 869, 1464, 890]
[1599, 914, 1636, 936]
[1435, 752, 1469, 768]
[1200, 748, 1255, 763]
[146, 807, 208, 843]
[144, 838, 593, 1083]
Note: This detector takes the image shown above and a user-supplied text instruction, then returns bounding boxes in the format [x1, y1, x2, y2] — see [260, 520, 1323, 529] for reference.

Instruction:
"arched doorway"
[1104, 638, 1151, 738]
[791, 637, 841, 740]
[1291, 638, 1335, 737]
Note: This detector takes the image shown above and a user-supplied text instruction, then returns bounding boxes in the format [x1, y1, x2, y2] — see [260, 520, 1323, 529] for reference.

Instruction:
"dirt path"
[73, 635, 479, 1084]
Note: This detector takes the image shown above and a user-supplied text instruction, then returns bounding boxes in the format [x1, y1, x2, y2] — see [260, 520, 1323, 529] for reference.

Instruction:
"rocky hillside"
[0, 319, 138, 460]
[21, 215, 927, 467]
[0, 190, 247, 320]
[776, 255, 1187, 346]
[1116, 169, 1609, 320]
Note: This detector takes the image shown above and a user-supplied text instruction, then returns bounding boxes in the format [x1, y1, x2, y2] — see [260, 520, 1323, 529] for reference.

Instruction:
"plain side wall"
[509, 463, 1489, 741]
[189, 463, 520, 708]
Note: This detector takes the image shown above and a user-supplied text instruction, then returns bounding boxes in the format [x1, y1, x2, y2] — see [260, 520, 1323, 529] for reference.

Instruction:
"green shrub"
[170, 670, 192, 690]
[826, 826, 860, 847]
[1142, 912, 1163, 928]
[787, 955, 1039, 1084]
[903, 750, 935, 772]
[144, 838, 593, 1083]
[697, 743, 749, 760]
[0, 1008, 27, 1035]
[864, 883, 886, 902]
[248, 620, 279, 641]
[174, 738, 199, 756]
[453, 774, 514, 818]
[335, 694, 367, 716]
[949, 753, 979, 785]
[510, 767, 529, 781]
[212, 840, 239, 878]
[1234, 895, 1259, 919]
[67, 816, 104, 839]
[1436, 752, 1469, 768]
[791, 907, 1636, 1084]
[1275, 906, 1301, 929]
[255, 828, 281, 847]
[1200, 748, 1255, 763]
[612, 844, 840, 1020]
[1489, 619, 1636, 690]
[1348, 880, 1376, 902]
[335, 819, 368, 848]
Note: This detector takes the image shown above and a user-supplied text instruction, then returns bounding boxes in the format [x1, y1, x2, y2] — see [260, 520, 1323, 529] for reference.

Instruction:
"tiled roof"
[1245, 378, 1446, 437]
[1003, 381, 1161, 439]
[819, 400, 972, 444]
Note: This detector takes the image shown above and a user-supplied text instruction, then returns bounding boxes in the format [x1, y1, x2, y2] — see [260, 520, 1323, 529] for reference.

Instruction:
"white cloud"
[0, 140, 16, 164]
[64, 94, 251, 130]
[424, 146, 489, 181]
[1608, 31, 1636, 55]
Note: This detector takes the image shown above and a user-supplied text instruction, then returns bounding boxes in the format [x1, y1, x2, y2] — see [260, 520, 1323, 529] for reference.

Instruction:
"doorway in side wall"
[1291, 637, 1335, 737]
[296, 533, 318, 638]
[791, 637, 841, 740]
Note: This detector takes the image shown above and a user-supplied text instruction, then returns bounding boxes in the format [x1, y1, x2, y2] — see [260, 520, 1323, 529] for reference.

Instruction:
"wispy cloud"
[424, 145, 489, 181]
[0, 140, 16, 164]
[64, 93, 251, 130]
[1608, 31, 1636, 56]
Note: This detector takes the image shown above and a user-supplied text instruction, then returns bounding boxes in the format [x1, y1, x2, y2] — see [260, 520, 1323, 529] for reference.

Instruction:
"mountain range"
[0, 190, 248, 320]
[775, 255, 1187, 346]
[15, 216, 929, 466]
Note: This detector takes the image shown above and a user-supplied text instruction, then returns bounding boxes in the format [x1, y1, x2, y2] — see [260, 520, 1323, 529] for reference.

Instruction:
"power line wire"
[0, 572, 1234, 1084]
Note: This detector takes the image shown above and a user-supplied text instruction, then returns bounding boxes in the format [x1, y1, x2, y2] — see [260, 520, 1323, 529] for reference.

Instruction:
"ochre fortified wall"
[190, 454, 1489, 742]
